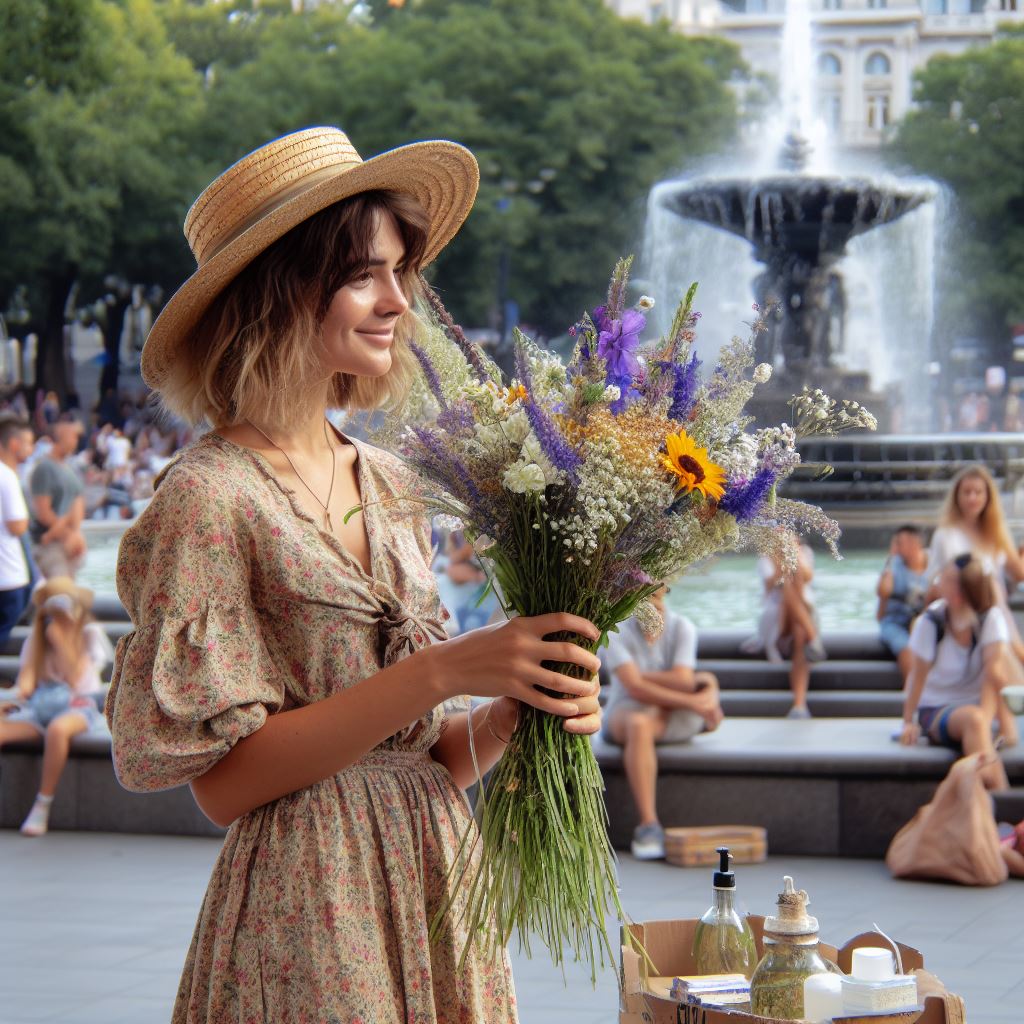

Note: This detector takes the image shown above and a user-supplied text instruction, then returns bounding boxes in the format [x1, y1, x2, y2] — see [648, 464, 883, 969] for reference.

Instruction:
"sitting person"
[926, 465, 1023, 744]
[877, 525, 930, 683]
[900, 554, 1011, 790]
[743, 539, 825, 719]
[0, 578, 113, 835]
[602, 585, 723, 860]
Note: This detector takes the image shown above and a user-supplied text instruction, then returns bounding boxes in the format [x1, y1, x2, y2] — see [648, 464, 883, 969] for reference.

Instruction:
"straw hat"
[141, 126, 480, 390]
[32, 577, 94, 614]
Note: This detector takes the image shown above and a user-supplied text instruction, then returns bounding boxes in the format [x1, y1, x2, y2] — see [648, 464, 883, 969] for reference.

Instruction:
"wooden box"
[664, 826, 768, 868]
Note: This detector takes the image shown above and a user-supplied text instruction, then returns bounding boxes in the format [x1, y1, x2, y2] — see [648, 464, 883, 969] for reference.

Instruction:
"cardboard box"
[620, 916, 966, 1024]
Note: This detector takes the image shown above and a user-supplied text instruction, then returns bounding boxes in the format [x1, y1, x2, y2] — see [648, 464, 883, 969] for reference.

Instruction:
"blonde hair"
[24, 601, 92, 693]
[940, 465, 1015, 556]
[157, 190, 431, 431]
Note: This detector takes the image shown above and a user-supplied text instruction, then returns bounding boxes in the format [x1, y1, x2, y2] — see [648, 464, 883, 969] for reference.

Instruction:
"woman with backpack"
[900, 553, 1011, 790]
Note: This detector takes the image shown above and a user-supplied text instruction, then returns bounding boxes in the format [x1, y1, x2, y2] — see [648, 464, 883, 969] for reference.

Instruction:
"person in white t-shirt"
[0, 417, 35, 643]
[0, 578, 113, 835]
[901, 553, 1011, 790]
[925, 465, 1023, 744]
[602, 585, 723, 860]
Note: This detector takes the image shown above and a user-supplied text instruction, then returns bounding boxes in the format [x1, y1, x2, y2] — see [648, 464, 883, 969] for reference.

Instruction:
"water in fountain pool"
[81, 532, 884, 633]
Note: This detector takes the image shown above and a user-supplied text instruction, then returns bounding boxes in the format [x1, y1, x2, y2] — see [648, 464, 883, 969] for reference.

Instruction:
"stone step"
[595, 716, 1024, 857]
[994, 787, 1024, 824]
[699, 659, 903, 692]
[720, 689, 904, 718]
[0, 621, 133, 658]
[696, 630, 893, 662]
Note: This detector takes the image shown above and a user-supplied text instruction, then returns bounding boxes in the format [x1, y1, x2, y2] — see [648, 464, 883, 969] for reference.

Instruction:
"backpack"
[924, 605, 978, 655]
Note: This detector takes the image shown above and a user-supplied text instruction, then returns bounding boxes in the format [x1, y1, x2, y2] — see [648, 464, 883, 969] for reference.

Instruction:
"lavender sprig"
[663, 352, 702, 421]
[515, 334, 582, 484]
[409, 341, 448, 412]
[408, 426, 482, 506]
[719, 467, 776, 522]
[420, 277, 494, 384]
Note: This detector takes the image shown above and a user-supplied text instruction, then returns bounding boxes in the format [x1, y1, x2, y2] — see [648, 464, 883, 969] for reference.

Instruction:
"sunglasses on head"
[954, 553, 972, 570]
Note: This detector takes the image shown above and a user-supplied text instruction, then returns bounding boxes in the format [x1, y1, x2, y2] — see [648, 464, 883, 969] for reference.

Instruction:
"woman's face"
[318, 211, 410, 379]
[956, 475, 988, 523]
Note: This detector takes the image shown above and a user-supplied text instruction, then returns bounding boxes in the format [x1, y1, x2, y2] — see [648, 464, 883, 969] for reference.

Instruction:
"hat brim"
[141, 140, 479, 391]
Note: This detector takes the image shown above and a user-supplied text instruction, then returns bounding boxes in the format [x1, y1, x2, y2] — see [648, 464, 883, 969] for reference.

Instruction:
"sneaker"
[786, 705, 812, 720]
[20, 797, 51, 837]
[631, 823, 666, 861]
[806, 636, 827, 663]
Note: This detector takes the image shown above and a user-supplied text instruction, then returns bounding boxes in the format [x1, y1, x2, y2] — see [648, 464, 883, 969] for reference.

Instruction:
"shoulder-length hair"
[956, 556, 996, 617]
[24, 604, 93, 692]
[940, 464, 1015, 556]
[158, 189, 431, 431]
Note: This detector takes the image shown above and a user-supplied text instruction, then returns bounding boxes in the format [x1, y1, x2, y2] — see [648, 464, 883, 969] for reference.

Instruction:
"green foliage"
[1, 0, 745, 391]
[892, 34, 1024, 347]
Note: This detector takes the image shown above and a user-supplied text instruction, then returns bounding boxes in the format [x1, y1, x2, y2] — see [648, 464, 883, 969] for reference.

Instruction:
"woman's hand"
[899, 721, 921, 746]
[561, 673, 602, 736]
[422, 612, 602, 718]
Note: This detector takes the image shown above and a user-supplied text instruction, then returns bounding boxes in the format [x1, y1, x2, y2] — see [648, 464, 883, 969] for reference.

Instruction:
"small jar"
[749, 876, 838, 1021]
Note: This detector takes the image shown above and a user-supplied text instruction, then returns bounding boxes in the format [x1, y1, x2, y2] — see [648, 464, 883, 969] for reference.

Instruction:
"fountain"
[645, 0, 937, 430]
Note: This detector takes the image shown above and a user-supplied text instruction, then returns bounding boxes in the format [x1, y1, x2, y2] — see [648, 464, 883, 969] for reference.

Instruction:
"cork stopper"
[763, 875, 819, 937]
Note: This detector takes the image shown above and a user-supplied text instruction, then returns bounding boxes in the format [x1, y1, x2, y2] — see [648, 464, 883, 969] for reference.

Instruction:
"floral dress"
[106, 431, 517, 1024]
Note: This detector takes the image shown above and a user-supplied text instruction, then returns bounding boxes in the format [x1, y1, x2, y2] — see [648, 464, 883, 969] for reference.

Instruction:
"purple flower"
[661, 353, 701, 421]
[596, 308, 645, 381]
[719, 467, 776, 522]
[409, 341, 447, 411]
[515, 344, 582, 484]
[437, 399, 475, 435]
[410, 427, 481, 506]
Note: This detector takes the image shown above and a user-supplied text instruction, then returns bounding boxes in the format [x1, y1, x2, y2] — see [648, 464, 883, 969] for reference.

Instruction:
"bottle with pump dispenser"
[749, 875, 838, 1021]
[692, 847, 758, 979]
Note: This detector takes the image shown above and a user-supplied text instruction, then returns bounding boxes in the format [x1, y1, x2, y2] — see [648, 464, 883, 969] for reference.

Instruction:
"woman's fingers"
[520, 688, 579, 717]
[563, 692, 601, 735]
[530, 669, 596, 697]
[541, 641, 601, 676]
[522, 612, 600, 642]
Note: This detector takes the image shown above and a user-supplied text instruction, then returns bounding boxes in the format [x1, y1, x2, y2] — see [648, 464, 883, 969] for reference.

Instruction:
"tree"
[177, 0, 744, 334]
[892, 30, 1024, 360]
[0, 0, 204, 399]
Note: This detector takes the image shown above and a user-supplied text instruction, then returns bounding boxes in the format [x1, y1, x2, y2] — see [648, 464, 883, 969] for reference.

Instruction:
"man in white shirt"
[602, 585, 723, 860]
[0, 417, 35, 644]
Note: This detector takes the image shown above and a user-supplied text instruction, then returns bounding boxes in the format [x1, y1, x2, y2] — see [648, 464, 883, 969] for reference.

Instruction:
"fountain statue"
[645, 0, 937, 429]
[663, 135, 929, 384]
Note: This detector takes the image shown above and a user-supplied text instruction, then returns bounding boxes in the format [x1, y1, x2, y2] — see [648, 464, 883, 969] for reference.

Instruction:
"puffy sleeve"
[106, 459, 283, 792]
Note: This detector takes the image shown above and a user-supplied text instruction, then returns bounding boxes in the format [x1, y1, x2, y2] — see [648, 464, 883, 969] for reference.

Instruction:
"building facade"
[608, 0, 1024, 147]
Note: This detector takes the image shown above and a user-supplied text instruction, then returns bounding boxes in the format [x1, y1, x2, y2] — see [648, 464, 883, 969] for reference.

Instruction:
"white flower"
[503, 461, 547, 494]
[638, 295, 656, 311]
[473, 534, 495, 554]
[753, 363, 772, 384]
[603, 384, 621, 402]
[505, 410, 531, 445]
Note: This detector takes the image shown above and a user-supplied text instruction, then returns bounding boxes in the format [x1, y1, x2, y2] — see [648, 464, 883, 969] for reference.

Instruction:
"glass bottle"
[749, 875, 836, 1021]
[692, 847, 758, 979]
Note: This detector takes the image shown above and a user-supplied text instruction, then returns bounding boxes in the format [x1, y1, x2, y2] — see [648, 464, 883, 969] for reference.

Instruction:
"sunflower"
[661, 429, 726, 501]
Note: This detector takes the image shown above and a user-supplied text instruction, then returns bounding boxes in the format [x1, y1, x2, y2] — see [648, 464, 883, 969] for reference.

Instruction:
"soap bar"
[804, 973, 843, 1021]
[841, 974, 918, 1013]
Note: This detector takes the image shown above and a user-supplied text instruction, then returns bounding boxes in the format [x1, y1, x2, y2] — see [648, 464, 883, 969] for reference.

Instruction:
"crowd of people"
[582, 463, 1023, 860]
[1, 384, 1022, 849]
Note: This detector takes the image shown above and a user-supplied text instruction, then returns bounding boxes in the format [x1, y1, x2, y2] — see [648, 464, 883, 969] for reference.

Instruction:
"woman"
[926, 465, 1023, 743]
[742, 539, 826, 718]
[900, 554, 1010, 790]
[0, 577, 113, 836]
[105, 128, 602, 1023]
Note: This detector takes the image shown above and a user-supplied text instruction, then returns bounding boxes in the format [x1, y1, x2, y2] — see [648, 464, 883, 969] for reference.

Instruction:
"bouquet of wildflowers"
[378, 258, 874, 978]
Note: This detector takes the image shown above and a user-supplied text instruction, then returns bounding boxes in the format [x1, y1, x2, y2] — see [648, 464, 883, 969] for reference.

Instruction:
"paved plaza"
[0, 831, 1020, 1023]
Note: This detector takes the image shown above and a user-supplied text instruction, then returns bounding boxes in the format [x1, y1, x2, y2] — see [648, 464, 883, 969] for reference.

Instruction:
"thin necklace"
[247, 419, 337, 532]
